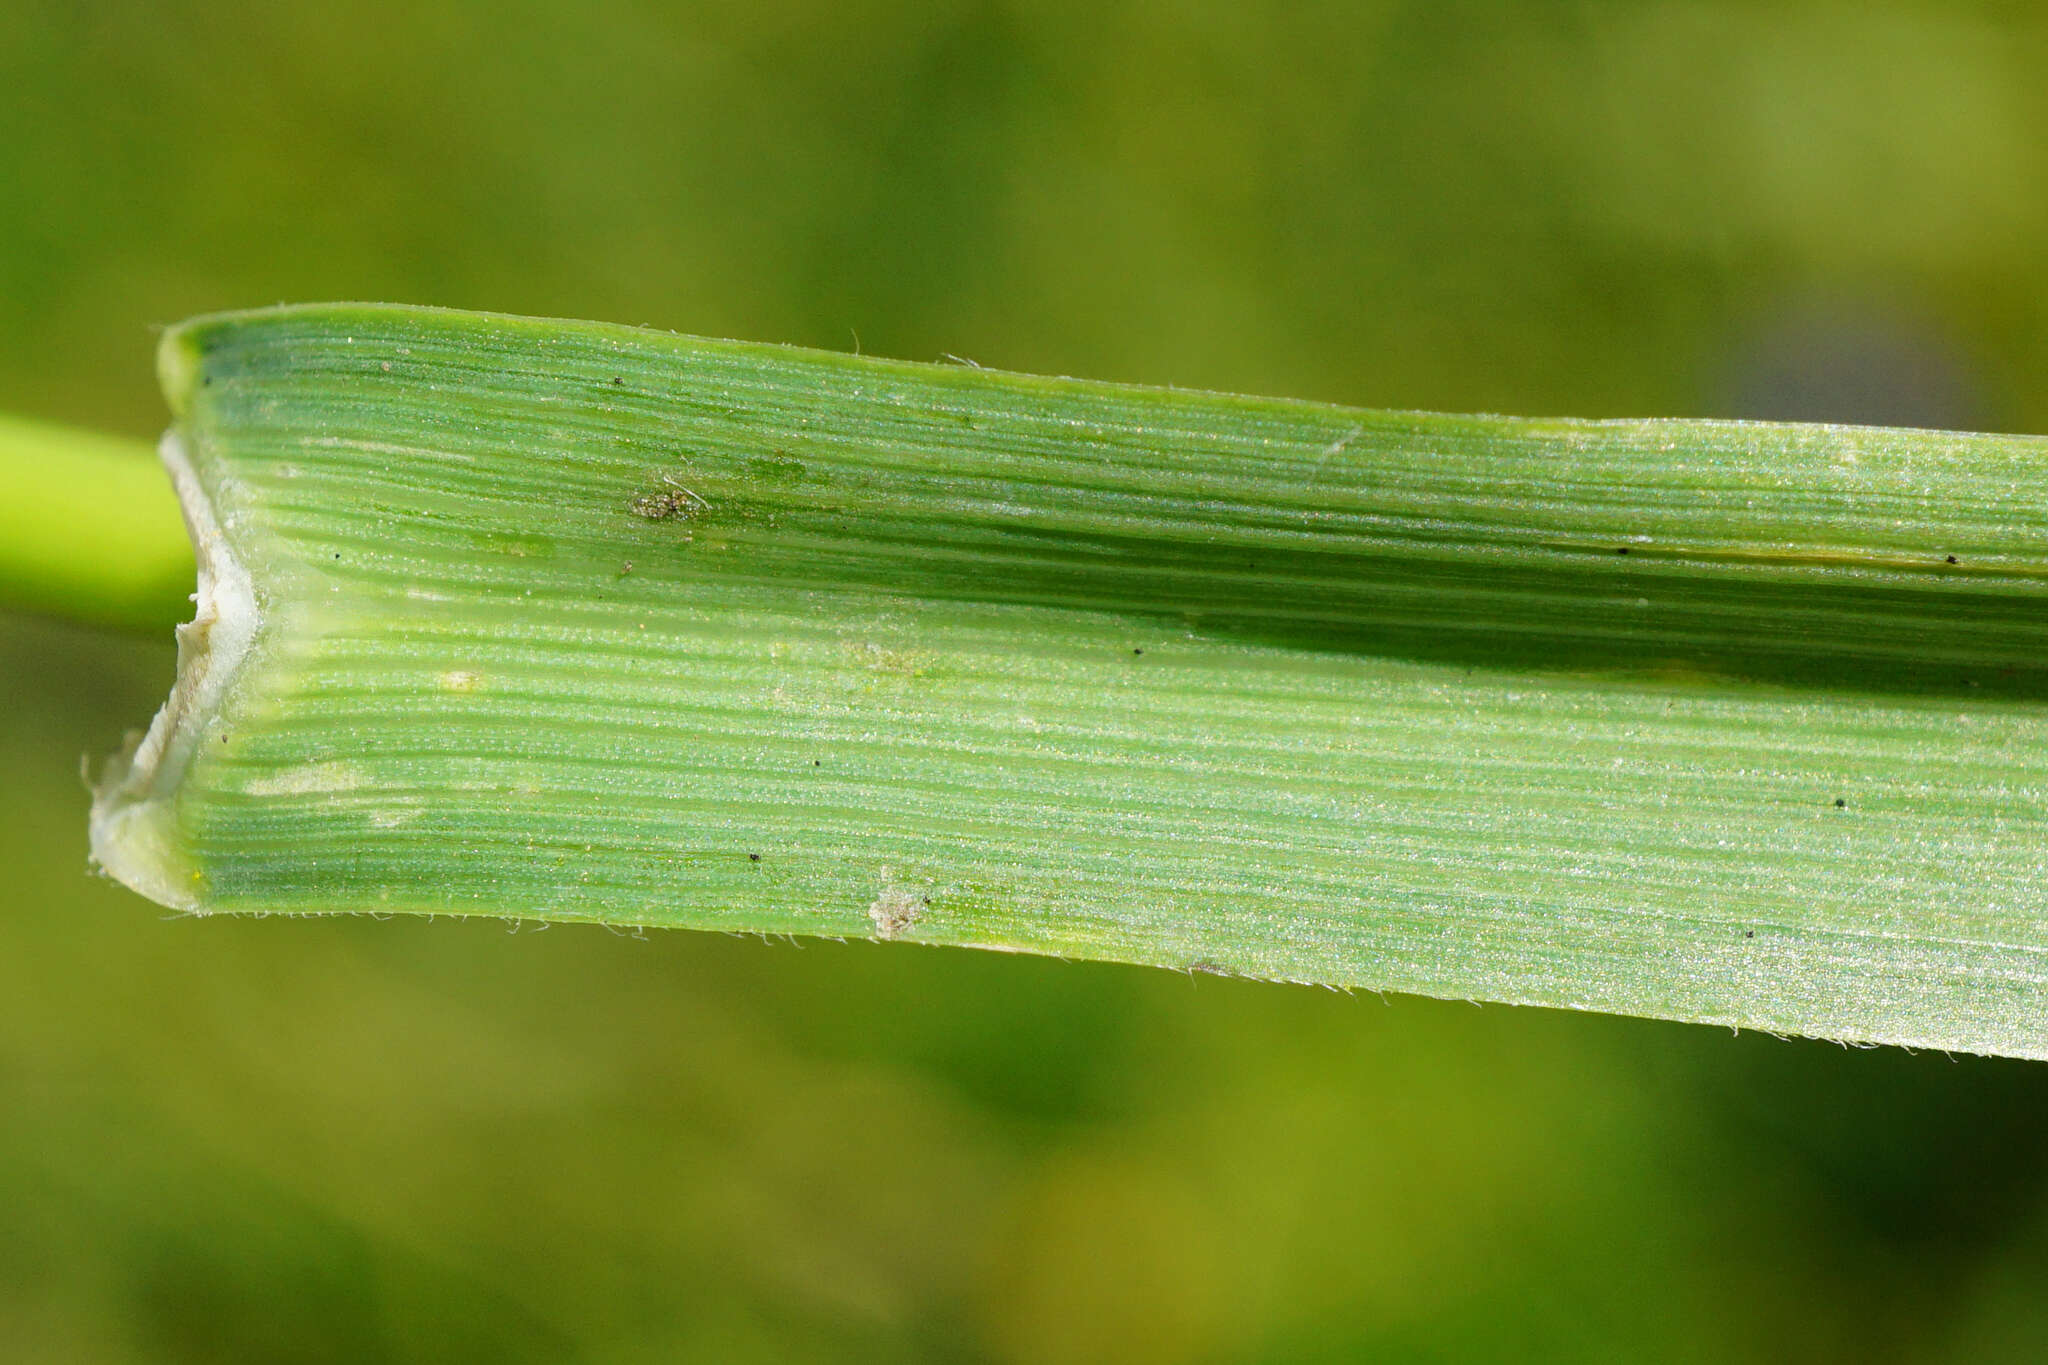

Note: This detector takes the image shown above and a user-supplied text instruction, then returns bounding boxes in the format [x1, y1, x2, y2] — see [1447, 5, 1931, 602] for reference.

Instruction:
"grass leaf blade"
[92, 303, 2048, 1057]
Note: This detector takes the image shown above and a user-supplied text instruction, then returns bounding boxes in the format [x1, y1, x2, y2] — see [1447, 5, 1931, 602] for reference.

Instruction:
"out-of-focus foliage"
[4, 2, 2048, 1360]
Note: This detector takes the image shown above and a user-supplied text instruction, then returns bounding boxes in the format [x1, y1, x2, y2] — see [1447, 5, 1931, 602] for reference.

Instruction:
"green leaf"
[92, 303, 2048, 1057]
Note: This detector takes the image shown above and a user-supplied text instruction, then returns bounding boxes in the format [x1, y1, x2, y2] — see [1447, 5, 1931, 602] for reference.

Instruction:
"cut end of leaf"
[88, 431, 257, 912]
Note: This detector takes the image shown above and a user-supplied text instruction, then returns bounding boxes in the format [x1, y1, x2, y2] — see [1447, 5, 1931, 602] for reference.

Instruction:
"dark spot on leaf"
[743, 454, 807, 485]
[1834, 798, 1847, 809]
[1132, 647, 1144, 655]
[1615, 546, 1630, 555]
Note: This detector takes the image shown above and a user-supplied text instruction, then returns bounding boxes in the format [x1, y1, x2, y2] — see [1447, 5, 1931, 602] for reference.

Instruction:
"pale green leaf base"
[92, 304, 2048, 1057]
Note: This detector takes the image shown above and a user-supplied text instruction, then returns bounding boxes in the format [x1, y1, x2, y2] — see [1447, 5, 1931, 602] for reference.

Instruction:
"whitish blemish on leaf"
[631, 476, 710, 521]
[243, 761, 365, 796]
[868, 885, 927, 939]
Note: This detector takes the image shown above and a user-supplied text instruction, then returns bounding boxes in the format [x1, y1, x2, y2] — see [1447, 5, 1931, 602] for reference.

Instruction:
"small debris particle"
[619, 560, 634, 575]
[1946, 555, 1958, 565]
[1744, 930, 1755, 939]
[1834, 798, 1847, 809]
[748, 853, 761, 862]
[1321, 425, 1361, 458]
[611, 376, 623, 386]
[868, 888, 926, 939]
[380, 361, 392, 373]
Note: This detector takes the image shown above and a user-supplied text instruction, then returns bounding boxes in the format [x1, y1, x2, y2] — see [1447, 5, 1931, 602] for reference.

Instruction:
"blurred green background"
[7, 2, 2048, 1360]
